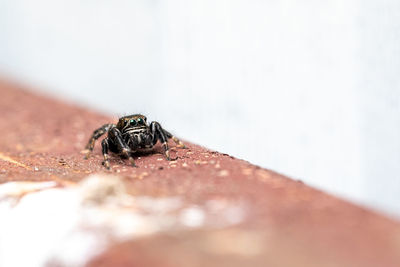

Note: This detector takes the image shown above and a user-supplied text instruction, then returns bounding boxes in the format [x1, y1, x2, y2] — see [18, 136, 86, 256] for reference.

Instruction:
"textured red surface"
[1, 80, 400, 267]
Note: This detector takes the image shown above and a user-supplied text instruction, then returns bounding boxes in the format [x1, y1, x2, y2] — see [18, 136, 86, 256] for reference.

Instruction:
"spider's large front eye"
[129, 119, 137, 126]
[137, 118, 144, 125]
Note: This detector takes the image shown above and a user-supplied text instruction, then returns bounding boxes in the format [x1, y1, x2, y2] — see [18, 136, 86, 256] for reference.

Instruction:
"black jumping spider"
[83, 114, 186, 169]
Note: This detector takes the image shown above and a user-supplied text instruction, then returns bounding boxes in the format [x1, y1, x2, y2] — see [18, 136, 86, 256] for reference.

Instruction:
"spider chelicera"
[83, 114, 186, 169]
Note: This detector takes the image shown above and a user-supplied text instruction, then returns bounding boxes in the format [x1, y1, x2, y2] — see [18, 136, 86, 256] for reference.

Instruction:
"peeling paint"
[0, 174, 246, 267]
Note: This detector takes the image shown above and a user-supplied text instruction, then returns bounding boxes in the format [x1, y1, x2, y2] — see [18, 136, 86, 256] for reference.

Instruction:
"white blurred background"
[0, 0, 399, 218]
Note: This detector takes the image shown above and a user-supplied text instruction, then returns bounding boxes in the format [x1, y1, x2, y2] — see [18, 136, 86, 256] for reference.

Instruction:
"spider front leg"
[163, 129, 186, 149]
[109, 127, 137, 168]
[150, 122, 185, 160]
[101, 138, 111, 169]
[83, 123, 114, 159]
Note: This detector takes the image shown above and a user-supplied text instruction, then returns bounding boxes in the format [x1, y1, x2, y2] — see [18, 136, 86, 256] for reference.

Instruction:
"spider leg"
[101, 138, 111, 170]
[163, 129, 186, 149]
[83, 123, 114, 159]
[150, 121, 177, 160]
[109, 127, 137, 167]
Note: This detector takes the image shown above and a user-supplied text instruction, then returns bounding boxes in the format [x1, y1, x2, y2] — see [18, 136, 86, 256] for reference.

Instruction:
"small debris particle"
[215, 163, 221, 169]
[256, 170, 272, 182]
[157, 158, 163, 161]
[58, 158, 69, 167]
[137, 172, 149, 179]
[170, 164, 176, 168]
[182, 162, 188, 168]
[217, 170, 229, 177]
[15, 144, 23, 151]
[34, 167, 39, 171]
[186, 151, 194, 155]
[242, 168, 253, 176]
[80, 149, 89, 155]
[169, 161, 177, 165]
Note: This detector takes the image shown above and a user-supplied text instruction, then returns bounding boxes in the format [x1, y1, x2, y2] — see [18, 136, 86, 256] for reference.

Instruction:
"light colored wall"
[0, 0, 399, 217]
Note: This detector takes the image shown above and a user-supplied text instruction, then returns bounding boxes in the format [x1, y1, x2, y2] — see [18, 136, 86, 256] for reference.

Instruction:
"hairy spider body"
[84, 114, 185, 169]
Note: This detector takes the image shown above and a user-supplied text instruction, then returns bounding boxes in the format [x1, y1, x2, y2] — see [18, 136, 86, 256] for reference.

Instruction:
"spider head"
[117, 114, 148, 130]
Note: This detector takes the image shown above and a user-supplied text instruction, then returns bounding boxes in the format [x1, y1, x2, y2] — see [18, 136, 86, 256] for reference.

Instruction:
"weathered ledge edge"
[0, 80, 399, 267]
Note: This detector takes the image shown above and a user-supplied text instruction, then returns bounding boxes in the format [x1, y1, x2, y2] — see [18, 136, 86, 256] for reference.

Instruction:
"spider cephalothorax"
[83, 114, 186, 169]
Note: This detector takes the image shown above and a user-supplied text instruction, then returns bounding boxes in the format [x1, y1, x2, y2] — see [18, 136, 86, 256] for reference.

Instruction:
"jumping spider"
[83, 114, 186, 169]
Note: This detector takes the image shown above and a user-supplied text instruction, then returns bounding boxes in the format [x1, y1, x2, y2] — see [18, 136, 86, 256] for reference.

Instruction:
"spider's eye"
[137, 118, 144, 125]
[129, 119, 137, 126]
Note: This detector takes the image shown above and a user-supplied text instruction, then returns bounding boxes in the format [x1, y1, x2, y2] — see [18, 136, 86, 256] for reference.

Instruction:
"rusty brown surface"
[0, 80, 400, 267]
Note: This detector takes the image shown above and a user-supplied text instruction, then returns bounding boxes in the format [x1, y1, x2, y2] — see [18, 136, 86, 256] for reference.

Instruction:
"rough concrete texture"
[0, 80, 400, 267]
